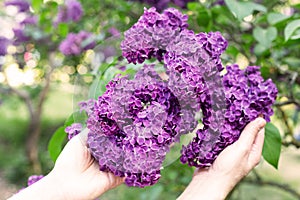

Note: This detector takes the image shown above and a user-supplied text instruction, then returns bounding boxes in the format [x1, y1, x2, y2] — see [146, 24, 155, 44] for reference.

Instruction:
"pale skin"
[8, 117, 266, 200]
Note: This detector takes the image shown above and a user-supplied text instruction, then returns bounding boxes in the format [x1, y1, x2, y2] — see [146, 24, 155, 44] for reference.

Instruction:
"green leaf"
[253, 27, 277, 47]
[226, 46, 239, 57]
[64, 113, 76, 127]
[267, 12, 290, 25]
[254, 43, 268, 55]
[225, 0, 266, 21]
[58, 23, 69, 38]
[187, 2, 200, 11]
[31, 0, 43, 11]
[48, 126, 67, 162]
[262, 123, 282, 169]
[283, 57, 300, 69]
[284, 19, 300, 42]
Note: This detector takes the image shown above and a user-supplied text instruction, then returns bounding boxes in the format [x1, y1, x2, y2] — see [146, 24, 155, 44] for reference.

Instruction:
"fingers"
[237, 117, 266, 150]
[248, 127, 265, 168]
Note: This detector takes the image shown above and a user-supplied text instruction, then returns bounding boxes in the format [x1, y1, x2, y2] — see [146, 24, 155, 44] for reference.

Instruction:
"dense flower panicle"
[121, 7, 188, 64]
[180, 64, 277, 167]
[27, 175, 44, 186]
[54, 0, 83, 25]
[65, 123, 83, 140]
[86, 64, 198, 187]
[5, 0, 30, 12]
[0, 37, 10, 56]
[59, 31, 95, 56]
[87, 7, 277, 186]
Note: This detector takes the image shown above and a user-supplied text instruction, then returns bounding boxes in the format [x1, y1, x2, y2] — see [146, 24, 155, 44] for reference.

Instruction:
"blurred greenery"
[0, 0, 300, 199]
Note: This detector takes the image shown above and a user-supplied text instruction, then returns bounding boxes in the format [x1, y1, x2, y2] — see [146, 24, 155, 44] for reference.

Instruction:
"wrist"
[8, 173, 66, 200]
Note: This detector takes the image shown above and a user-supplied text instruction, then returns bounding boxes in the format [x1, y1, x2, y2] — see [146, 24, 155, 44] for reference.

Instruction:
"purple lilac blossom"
[12, 28, 30, 45]
[120, 7, 277, 169]
[180, 64, 277, 167]
[86, 7, 277, 187]
[86, 64, 197, 187]
[0, 37, 10, 56]
[59, 31, 95, 56]
[20, 15, 37, 25]
[65, 123, 83, 140]
[54, 0, 83, 26]
[4, 0, 30, 12]
[121, 7, 188, 64]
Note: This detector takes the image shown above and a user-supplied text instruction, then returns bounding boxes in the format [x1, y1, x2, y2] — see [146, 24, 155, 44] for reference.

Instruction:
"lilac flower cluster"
[120, 7, 277, 169]
[121, 7, 188, 64]
[4, 0, 37, 46]
[0, 37, 10, 56]
[180, 64, 277, 167]
[131, 0, 195, 11]
[65, 123, 83, 140]
[4, 0, 30, 12]
[87, 65, 195, 187]
[59, 31, 96, 56]
[84, 7, 277, 187]
[54, 0, 83, 26]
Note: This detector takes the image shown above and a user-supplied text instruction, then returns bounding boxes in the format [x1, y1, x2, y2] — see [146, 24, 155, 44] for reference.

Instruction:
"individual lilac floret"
[27, 175, 44, 186]
[54, 0, 83, 26]
[65, 123, 83, 140]
[121, 7, 188, 64]
[59, 31, 95, 56]
[0, 37, 10, 56]
[5, 0, 30, 12]
[78, 99, 96, 115]
[87, 64, 193, 187]
[180, 64, 277, 167]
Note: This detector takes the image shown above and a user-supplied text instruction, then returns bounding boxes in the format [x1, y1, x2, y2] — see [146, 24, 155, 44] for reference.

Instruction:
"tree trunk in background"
[26, 113, 42, 173]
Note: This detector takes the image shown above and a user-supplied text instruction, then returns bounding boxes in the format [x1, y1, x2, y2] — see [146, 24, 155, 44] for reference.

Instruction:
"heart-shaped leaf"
[225, 0, 266, 21]
[253, 27, 277, 47]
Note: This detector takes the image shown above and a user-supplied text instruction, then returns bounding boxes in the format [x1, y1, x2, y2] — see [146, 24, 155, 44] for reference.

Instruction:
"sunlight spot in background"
[236, 53, 249, 69]
[3, 63, 41, 87]
[243, 15, 253, 22]
[23, 68, 35, 85]
[77, 64, 88, 74]
[4, 63, 23, 87]
[7, 46, 17, 54]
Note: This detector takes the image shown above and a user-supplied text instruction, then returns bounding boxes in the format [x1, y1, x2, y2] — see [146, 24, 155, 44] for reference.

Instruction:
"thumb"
[237, 117, 266, 149]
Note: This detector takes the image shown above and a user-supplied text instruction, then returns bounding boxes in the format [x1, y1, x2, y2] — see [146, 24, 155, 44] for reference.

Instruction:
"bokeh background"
[0, 0, 300, 199]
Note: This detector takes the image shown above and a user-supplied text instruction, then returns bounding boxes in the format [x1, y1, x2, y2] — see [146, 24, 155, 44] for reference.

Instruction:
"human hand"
[178, 117, 266, 200]
[9, 129, 124, 200]
[50, 128, 124, 200]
